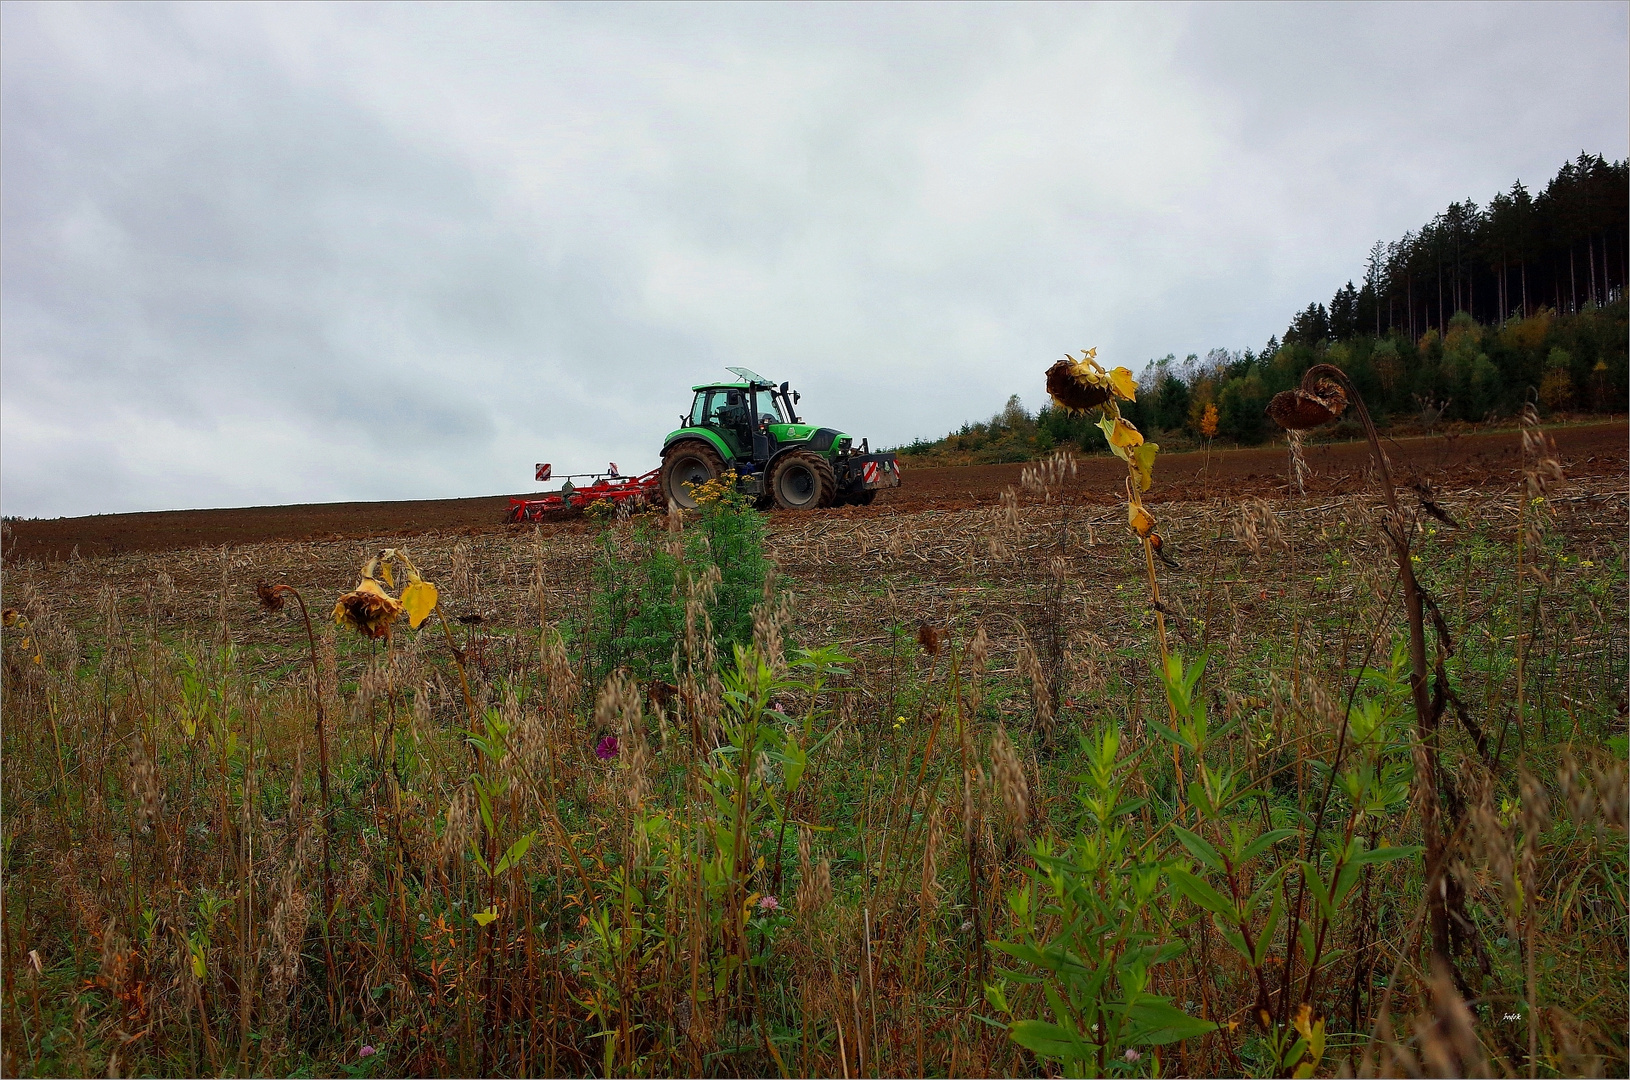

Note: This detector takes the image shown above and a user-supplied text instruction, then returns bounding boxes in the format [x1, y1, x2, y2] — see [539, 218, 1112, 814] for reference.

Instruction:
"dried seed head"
[1287, 429, 1311, 495]
[256, 582, 288, 612]
[969, 624, 989, 674]
[597, 670, 650, 808]
[1267, 379, 1348, 431]
[1232, 498, 1285, 560]
[1017, 634, 1054, 737]
[1413, 957, 1490, 1079]
[920, 800, 943, 914]
[541, 629, 578, 719]
[999, 487, 1021, 533]
[1519, 766, 1551, 842]
[963, 764, 985, 833]
[1519, 402, 1566, 505]
[916, 621, 943, 657]
[1044, 356, 1112, 413]
[1593, 754, 1627, 829]
[128, 746, 160, 831]
[1558, 749, 1594, 825]
[437, 786, 477, 869]
[992, 726, 1029, 841]
[796, 825, 832, 916]
[752, 593, 791, 674]
[332, 580, 402, 639]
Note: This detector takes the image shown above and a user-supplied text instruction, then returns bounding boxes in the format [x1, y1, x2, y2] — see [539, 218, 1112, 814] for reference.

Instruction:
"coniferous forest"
[905, 153, 1627, 462]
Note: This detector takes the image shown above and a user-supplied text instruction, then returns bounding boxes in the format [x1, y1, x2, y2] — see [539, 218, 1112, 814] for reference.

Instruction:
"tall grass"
[1, 454, 1625, 1077]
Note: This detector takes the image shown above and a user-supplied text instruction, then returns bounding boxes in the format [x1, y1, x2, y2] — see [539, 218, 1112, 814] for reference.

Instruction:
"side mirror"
[793, 391, 801, 404]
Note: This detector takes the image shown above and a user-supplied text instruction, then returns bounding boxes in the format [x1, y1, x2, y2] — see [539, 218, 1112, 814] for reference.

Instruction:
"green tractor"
[659, 367, 902, 511]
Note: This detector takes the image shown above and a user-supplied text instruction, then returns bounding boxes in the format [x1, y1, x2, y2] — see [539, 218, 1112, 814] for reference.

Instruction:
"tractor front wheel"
[660, 441, 727, 509]
[769, 451, 837, 511]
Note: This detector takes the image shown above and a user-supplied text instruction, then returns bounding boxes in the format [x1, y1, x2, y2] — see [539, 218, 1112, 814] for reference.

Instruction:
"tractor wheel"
[660, 441, 727, 510]
[769, 451, 837, 511]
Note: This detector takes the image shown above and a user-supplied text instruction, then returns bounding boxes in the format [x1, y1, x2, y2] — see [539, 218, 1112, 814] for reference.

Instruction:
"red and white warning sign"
[862, 460, 880, 484]
[535, 463, 553, 482]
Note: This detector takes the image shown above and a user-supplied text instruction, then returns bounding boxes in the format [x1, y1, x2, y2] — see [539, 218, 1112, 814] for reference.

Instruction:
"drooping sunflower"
[1044, 348, 1138, 415]
[333, 578, 403, 639]
[1267, 379, 1348, 431]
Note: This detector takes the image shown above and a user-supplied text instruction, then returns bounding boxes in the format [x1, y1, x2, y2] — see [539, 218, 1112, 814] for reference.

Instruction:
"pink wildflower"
[758, 895, 779, 912]
[594, 735, 619, 761]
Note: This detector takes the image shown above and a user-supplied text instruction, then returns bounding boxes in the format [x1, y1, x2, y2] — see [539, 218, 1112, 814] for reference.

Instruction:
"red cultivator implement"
[506, 463, 663, 523]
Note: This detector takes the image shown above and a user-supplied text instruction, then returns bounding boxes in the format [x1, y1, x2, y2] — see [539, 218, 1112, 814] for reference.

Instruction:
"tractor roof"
[691, 366, 777, 393]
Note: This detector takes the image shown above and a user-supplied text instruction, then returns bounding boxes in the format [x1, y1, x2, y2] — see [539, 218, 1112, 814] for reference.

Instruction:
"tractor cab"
[660, 366, 901, 511]
[682, 368, 810, 465]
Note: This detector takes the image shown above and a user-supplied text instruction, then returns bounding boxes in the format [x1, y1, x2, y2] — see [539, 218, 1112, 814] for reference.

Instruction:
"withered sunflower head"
[333, 579, 403, 639]
[1, 608, 20, 628]
[1267, 379, 1348, 431]
[256, 582, 287, 612]
[1045, 358, 1112, 414]
[916, 621, 943, 656]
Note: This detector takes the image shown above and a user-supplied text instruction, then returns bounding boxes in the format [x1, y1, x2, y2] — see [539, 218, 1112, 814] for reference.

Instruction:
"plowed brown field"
[5, 420, 1624, 564]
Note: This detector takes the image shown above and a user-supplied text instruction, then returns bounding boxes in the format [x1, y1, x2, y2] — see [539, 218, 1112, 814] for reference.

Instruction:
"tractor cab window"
[693, 389, 751, 432]
[752, 389, 785, 426]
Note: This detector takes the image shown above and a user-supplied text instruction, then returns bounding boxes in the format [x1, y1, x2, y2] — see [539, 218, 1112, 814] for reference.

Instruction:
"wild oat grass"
[2, 420, 1625, 1076]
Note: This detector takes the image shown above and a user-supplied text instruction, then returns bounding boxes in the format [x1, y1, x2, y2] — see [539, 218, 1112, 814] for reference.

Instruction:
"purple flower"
[1123, 1048, 1140, 1063]
[594, 735, 620, 761]
[757, 895, 779, 912]
[359, 1045, 377, 1059]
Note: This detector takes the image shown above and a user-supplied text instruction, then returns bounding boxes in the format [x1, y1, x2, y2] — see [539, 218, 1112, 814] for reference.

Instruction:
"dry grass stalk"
[919, 798, 943, 915]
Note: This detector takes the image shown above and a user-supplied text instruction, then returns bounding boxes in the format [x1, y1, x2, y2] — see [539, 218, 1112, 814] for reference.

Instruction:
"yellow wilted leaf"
[472, 906, 499, 927]
[401, 580, 439, 629]
[1130, 441, 1158, 492]
[1097, 413, 1144, 461]
[1293, 1003, 1313, 1041]
[1109, 366, 1138, 401]
[1129, 503, 1156, 538]
[379, 560, 395, 589]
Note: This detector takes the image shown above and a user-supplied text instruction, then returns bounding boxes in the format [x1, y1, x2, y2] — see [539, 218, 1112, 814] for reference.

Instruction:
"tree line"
[901, 153, 1626, 463]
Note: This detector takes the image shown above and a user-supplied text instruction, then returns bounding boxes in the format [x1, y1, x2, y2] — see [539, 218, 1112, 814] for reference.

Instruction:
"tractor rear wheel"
[660, 441, 727, 509]
[769, 451, 836, 510]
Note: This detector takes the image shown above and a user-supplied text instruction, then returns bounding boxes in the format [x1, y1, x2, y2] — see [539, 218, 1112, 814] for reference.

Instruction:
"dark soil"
[6, 421, 1624, 564]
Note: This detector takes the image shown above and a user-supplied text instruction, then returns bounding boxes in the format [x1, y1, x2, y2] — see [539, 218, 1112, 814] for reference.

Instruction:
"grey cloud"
[2, 1, 1625, 517]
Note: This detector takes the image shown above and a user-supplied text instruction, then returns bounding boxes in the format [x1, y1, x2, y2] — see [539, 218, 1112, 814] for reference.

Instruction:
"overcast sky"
[3, 1, 1625, 519]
